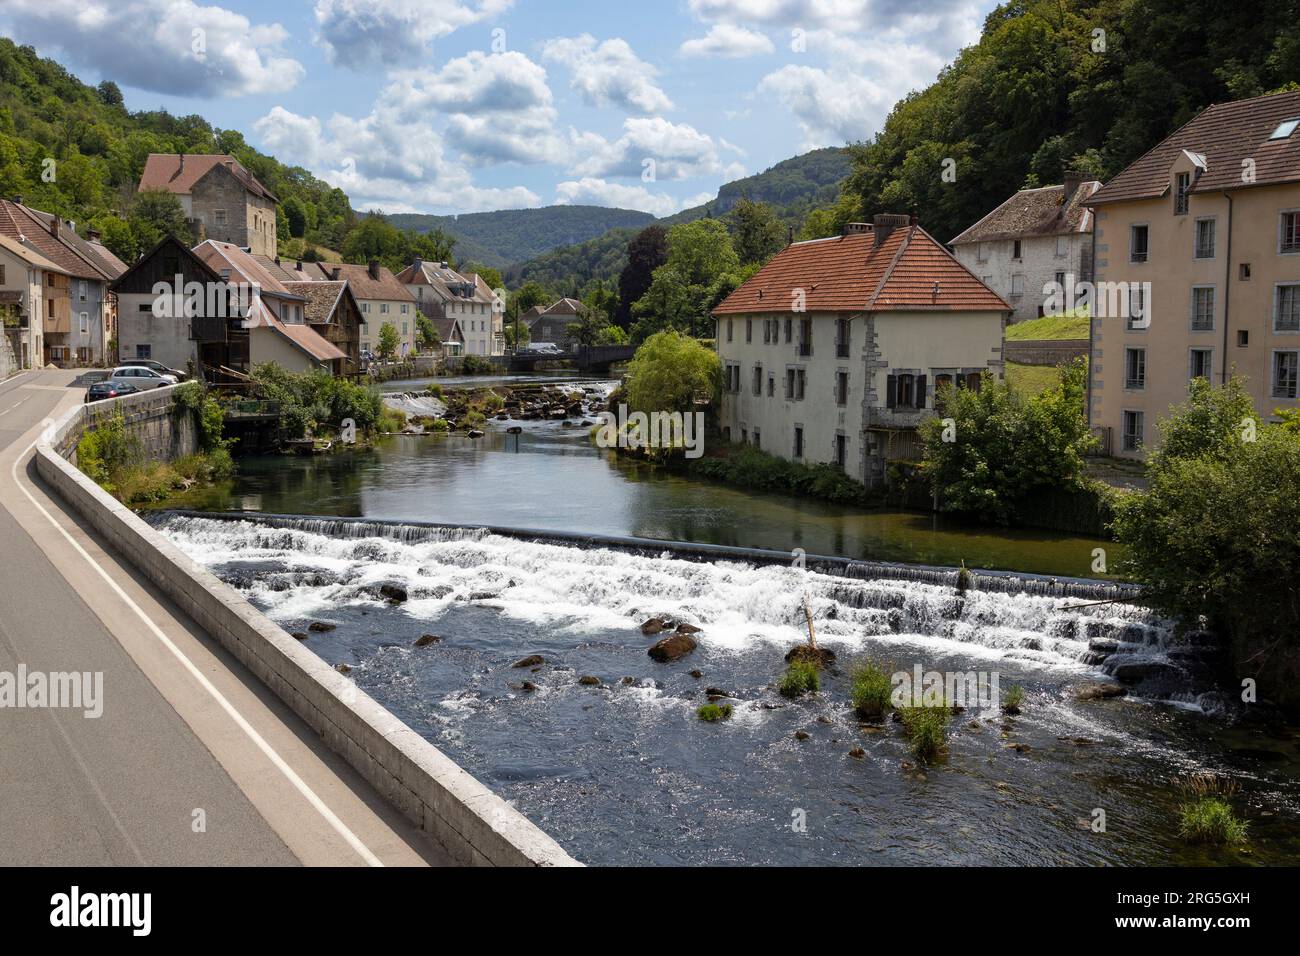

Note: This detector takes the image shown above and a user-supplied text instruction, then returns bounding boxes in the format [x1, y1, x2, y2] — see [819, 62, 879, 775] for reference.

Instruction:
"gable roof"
[310, 261, 416, 301]
[396, 259, 495, 305]
[240, 292, 346, 363]
[282, 280, 353, 326]
[139, 153, 277, 202]
[110, 234, 222, 293]
[951, 180, 1101, 244]
[0, 232, 70, 275]
[193, 240, 304, 301]
[542, 297, 584, 316]
[1087, 90, 1300, 206]
[713, 223, 1011, 316]
[0, 200, 114, 281]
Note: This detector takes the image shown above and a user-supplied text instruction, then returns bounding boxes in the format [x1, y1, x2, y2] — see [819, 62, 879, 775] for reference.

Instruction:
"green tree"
[631, 220, 741, 342]
[728, 198, 785, 264]
[416, 314, 440, 351]
[128, 188, 191, 251]
[919, 359, 1096, 524]
[616, 225, 667, 329]
[377, 322, 400, 361]
[625, 330, 722, 417]
[283, 195, 308, 238]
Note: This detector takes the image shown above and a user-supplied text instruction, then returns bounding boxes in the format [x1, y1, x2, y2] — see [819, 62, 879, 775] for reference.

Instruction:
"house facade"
[139, 154, 279, 257]
[396, 259, 503, 356]
[951, 172, 1100, 324]
[714, 215, 1010, 488]
[0, 199, 123, 366]
[1083, 90, 1300, 457]
[527, 297, 584, 349]
[0, 234, 69, 374]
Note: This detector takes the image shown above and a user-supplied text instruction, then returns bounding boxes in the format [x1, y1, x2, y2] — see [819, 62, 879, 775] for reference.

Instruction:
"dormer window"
[1269, 118, 1299, 140]
[1174, 172, 1191, 215]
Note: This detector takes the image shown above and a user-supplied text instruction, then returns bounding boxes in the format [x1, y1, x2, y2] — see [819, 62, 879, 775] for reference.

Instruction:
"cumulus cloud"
[555, 178, 707, 217]
[542, 35, 673, 114]
[313, 0, 512, 70]
[572, 117, 743, 182]
[757, 64, 896, 148]
[679, 23, 774, 58]
[0, 0, 303, 97]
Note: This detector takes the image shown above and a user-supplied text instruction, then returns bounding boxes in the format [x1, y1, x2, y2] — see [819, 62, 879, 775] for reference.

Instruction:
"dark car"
[85, 381, 142, 403]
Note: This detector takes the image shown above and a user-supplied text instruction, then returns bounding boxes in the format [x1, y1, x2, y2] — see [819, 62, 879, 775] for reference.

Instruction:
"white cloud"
[679, 23, 774, 58]
[542, 35, 673, 114]
[555, 178, 701, 217]
[572, 117, 740, 181]
[757, 64, 894, 148]
[313, 0, 512, 70]
[0, 0, 303, 97]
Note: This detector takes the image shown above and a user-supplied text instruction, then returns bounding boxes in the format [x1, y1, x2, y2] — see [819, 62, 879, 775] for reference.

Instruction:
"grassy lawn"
[1005, 361, 1063, 396]
[1005, 312, 1090, 341]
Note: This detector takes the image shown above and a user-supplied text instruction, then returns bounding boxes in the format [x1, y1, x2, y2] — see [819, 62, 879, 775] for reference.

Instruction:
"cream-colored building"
[714, 214, 1010, 487]
[395, 259, 503, 356]
[1085, 90, 1300, 456]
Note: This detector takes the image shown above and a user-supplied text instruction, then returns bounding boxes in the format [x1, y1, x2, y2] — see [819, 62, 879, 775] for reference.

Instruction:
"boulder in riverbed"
[414, 634, 441, 647]
[1074, 682, 1128, 701]
[648, 633, 697, 662]
[308, 621, 336, 633]
[578, 675, 601, 686]
[785, 645, 835, 666]
[380, 584, 408, 603]
[512, 654, 545, 668]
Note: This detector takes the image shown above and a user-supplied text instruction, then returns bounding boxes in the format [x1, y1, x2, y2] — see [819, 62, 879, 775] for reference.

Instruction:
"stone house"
[139, 154, 279, 258]
[713, 214, 1011, 488]
[951, 172, 1101, 324]
[526, 298, 585, 350]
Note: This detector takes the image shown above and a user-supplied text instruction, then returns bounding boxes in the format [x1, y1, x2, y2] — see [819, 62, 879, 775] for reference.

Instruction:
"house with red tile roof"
[713, 214, 1010, 487]
[139, 154, 279, 257]
[264, 258, 419, 358]
[395, 258, 503, 356]
[1082, 89, 1300, 457]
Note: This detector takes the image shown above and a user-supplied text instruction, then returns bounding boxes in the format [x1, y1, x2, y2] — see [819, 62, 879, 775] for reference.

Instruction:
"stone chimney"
[49, 216, 60, 239]
[330, 266, 341, 280]
[368, 259, 380, 280]
[872, 213, 911, 247]
[1063, 168, 1084, 202]
[842, 222, 872, 236]
[87, 227, 101, 242]
[410, 257, 423, 275]
[295, 259, 303, 271]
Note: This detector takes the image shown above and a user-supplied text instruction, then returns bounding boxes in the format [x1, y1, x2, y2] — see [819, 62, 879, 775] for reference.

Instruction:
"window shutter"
[886, 375, 897, 409]
[916, 375, 927, 409]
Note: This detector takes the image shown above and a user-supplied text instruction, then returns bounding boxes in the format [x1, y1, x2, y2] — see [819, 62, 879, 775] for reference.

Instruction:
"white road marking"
[9, 421, 384, 867]
[0, 397, 29, 417]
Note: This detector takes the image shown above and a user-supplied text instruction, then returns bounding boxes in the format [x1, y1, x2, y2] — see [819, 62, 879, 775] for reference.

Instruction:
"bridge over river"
[484, 344, 635, 373]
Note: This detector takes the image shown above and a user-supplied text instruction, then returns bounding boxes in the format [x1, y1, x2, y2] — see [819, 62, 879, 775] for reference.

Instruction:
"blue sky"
[1, 1, 997, 216]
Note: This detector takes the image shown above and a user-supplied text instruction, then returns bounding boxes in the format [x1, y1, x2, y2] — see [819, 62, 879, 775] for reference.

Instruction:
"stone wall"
[1003, 338, 1089, 366]
[62, 386, 198, 464]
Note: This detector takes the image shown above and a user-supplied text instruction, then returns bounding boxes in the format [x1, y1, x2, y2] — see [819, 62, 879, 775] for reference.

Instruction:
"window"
[976, 242, 988, 263]
[79, 312, 88, 334]
[214, 209, 227, 226]
[835, 370, 849, 406]
[1238, 330, 1250, 347]
[1125, 347, 1146, 390]
[767, 374, 774, 398]
[752, 364, 763, 396]
[1274, 352, 1299, 399]
[964, 372, 983, 392]
[136, 344, 152, 360]
[380, 303, 390, 314]
[763, 320, 771, 344]
[1174, 171, 1191, 215]
[753, 428, 761, 450]
[1269, 118, 1300, 140]
[1191, 286, 1215, 331]
[1194, 218, 1216, 258]
[0, 265, 5, 283]
[1277, 284, 1300, 332]
[835, 317, 850, 358]
[1010, 274, 1025, 296]
[1241, 263, 1253, 280]
[888, 373, 927, 410]
[1281, 211, 1300, 254]
[1122, 410, 1144, 451]
[746, 319, 752, 343]
[361, 303, 370, 313]
[1056, 235, 1068, 258]
[799, 318, 812, 357]
[1130, 224, 1149, 262]
[726, 363, 741, 392]
[793, 426, 804, 458]
[401, 304, 409, 314]
[727, 319, 733, 342]
[835, 434, 847, 470]
[784, 318, 792, 343]
[795, 368, 806, 400]
[1127, 285, 1148, 330]
[741, 427, 748, 444]
[1190, 349, 1213, 381]
[1012, 239, 1023, 259]
[78, 280, 87, 301]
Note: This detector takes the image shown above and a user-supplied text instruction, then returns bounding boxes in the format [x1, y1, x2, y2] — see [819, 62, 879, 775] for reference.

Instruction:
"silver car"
[107, 366, 178, 390]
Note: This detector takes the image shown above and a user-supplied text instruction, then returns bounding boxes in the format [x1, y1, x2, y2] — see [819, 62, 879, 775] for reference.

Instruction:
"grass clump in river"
[1002, 684, 1025, 714]
[850, 660, 893, 720]
[1177, 775, 1248, 846]
[899, 701, 951, 762]
[697, 703, 733, 722]
[778, 659, 820, 698]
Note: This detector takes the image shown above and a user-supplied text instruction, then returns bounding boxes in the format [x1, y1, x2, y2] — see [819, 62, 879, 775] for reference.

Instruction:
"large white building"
[714, 214, 1011, 488]
[951, 173, 1100, 324]
[395, 259, 503, 356]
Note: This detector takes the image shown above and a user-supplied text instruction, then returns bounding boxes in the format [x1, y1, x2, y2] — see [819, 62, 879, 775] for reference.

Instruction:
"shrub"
[697, 703, 733, 722]
[624, 330, 721, 418]
[250, 364, 384, 440]
[778, 659, 820, 698]
[850, 660, 893, 720]
[1177, 775, 1248, 846]
[461, 354, 493, 375]
[898, 703, 951, 762]
[684, 444, 872, 505]
[76, 408, 139, 491]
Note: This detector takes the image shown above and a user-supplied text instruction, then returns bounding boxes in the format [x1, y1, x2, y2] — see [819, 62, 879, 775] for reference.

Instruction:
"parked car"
[107, 366, 178, 390]
[85, 381, 142, 403]
[120, 359, 187, 381]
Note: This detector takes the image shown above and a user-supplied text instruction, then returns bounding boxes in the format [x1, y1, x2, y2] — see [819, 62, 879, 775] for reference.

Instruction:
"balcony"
[866, 405, 930, 430]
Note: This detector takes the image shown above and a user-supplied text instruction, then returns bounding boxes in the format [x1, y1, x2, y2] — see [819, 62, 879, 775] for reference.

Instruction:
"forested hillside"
[389, 205, 655, 269]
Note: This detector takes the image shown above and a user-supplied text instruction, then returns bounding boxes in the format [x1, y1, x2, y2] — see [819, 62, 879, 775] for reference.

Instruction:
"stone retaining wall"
[1003, 338, 1089, 366]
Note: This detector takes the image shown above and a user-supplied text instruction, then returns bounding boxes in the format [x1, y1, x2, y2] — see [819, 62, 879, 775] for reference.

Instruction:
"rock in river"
[414, 634, 441, 647]
[512, 654, 545, 668]
[648, 633, 697, 662]
[308, 621, 336, 633]
[379, 584, 408, 603]
[1075, 682, 1128, 701]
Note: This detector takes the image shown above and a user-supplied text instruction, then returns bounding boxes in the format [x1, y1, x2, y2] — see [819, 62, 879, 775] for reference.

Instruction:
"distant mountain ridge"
[388, 205, 655, 270]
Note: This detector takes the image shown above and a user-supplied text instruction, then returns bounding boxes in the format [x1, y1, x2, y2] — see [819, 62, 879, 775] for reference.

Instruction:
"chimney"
[872, 213, 911, 247]
[411, 257, 423, 274]
[10, 195, 22, 205]
[87, 227, 101, 242]
[842, 222, 872, 236]
[178, 152, 184, 175]
[368, 259, 380, 280]
[49, 217, 60, 239]
[295, 259, 303, 271]
[331, 266, 341, 281]
[1063, 168, 1084, 203]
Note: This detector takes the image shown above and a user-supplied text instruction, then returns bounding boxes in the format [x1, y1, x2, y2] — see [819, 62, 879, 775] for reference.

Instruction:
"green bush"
[697, 703, 733, 722]
[250, 364, 384, 440]
[684, 444, 873, 505]
[1179, 799, 1248, 846]
[899, 703, 951, 762]
[778, 659, 821, 699]
[76, 408, 139, 491]
[625, 330, 721, 418]
[851, 660, 893, 720]
[461, 355, 494, 375]
[1002, 684, 1025, 713]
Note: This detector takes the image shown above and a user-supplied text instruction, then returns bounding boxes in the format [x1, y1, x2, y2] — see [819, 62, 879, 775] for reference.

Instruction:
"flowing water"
[154, 513, 1300, 866]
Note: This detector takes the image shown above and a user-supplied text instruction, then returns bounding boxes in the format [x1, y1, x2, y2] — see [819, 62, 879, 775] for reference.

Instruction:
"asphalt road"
[0, 370, 444, 866]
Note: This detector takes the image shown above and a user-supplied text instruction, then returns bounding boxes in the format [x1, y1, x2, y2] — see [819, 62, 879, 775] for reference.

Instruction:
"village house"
[0, 198, 124, 367]
[395, 259, 503, 356]
[139, 154, 279, 258]
[1083, 89, 1300, 456]
[713, 214, 1011, 488]
[0, 233, 69, 375]
[951, 171, 1101, 324]
[272, 259, 419, 358]
[526, 297, 585, 350]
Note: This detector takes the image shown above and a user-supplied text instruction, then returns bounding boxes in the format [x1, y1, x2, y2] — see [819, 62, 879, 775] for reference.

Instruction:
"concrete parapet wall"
[36, 399, 579, 868]
[1003, 339, 1089, 366]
